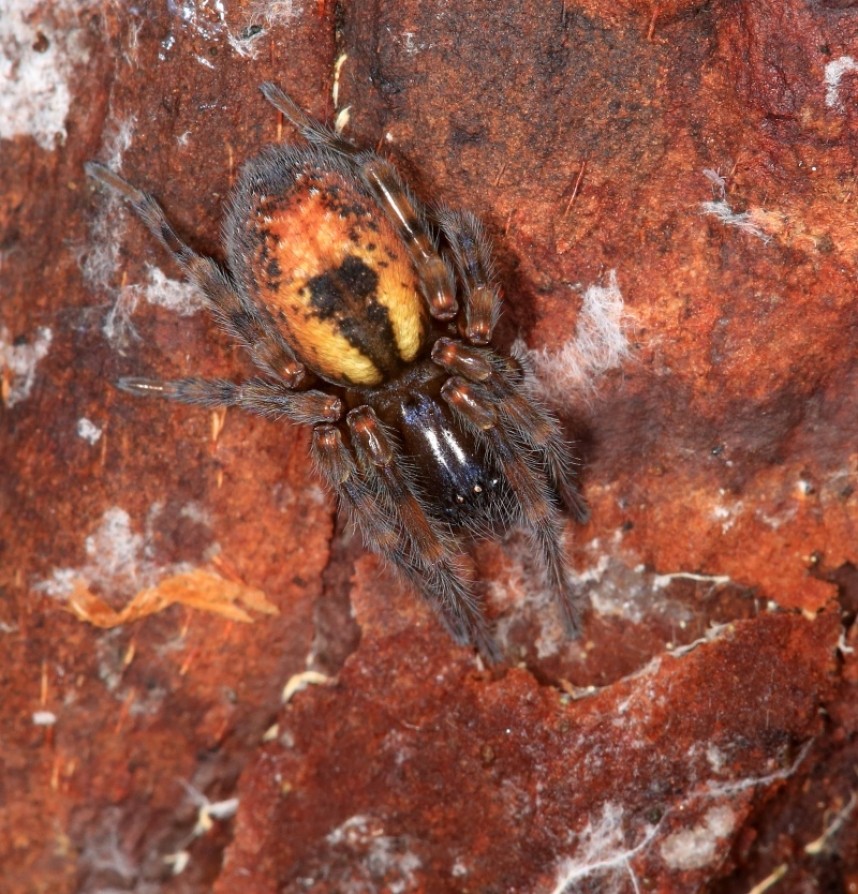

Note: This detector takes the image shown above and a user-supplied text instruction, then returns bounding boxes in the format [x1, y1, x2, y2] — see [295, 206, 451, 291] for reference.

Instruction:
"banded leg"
[345, 406, 498, 657]
[435, 208, 501, 344]
[86, 163, 307, 387]
[117, 377, 342, 425]
[432, 338, 589, 522]
[259, 83, 457, 321]
[312, 423, 499, 660]
[503, 344, 590, 522]
[441, 377, 586, 636]
[312, 425, 406, 557]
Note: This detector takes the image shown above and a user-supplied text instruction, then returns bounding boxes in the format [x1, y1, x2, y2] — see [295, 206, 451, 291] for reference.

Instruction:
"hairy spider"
[86, 83, 589, 662]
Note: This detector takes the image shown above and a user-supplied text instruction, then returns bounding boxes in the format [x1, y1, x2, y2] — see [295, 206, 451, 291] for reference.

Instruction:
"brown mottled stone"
[219, 560, 840, 892]
[2, 0, 856, 892]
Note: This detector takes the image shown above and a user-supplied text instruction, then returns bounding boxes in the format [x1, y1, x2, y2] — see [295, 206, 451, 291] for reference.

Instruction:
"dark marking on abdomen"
[305, 254, 402, 377]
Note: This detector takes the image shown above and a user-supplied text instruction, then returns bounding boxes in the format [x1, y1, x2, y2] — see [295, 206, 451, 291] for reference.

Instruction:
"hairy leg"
[314, 410, 500, 657]
[432, 338, 590, 522]
[118, 377, 342, 425]
[86, 162, 307, 387]
[441, 376, 586, 636]
[435, 207, 501, 345]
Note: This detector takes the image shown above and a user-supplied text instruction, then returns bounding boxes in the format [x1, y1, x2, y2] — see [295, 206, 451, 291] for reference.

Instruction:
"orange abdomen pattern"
[241, 164, 427, 386]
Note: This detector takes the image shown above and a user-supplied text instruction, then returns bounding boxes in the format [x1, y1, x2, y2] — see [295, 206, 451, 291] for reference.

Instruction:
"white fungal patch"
[81, 113, 201, 349]
[490, 532, 697, 659]
[706, 744, 726, 774]
[80, 115, 137, 342]
[824, 56, 858, 110]
[102, 265, 204, 348]
[77, 417, 103, 444]
[451, 857, 469, 877]
[550, 802, 661, 894]
[700, 199, 771, 243]
[755, 503, 798, 531]
[401, 31, 427, 56]
[254, 0, 304, 25]
[659, 805, 736, 870]
[323, 814, 423, 894]
[0, 325, 53, 407]
[159, 0, 303, 62]
[652, 571, 732, 589]
[585, 556, 681, 625]
[35, 504, 216, 601]
[129, 266, 204, 316]
[526, 270, 631, 405]
[37, 507, 147, 601]
[0, 2, 88, 150]
[548, 743, 812, 891]
[171, 0, 230, 42]
[710, 499, 744, 534]
[702, 168, 727, 197]
[76, 807, 139, 886]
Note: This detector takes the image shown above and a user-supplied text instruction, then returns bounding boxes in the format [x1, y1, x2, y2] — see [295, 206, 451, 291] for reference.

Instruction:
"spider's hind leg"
[86, 163, 307, 388]
[504, 343, 589, 522]
[117, 376, 342, 425]
[259, 84, 458, 323]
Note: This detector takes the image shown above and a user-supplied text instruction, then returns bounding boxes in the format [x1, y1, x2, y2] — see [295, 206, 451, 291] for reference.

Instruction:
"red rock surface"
[2, 1, 856, 892]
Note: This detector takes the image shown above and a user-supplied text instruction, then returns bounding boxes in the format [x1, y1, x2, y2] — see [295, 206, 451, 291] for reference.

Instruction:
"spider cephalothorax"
[87, 83, 589, 661]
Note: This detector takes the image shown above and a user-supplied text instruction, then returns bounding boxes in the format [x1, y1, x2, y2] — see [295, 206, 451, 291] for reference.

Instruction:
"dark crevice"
[812, 559, 858, 626]
[828, 562, 858, 621]
[309, 510, 363, 676]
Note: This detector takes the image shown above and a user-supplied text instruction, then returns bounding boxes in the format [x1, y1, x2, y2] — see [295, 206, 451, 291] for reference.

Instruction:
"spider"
[86, 83, 590, 662]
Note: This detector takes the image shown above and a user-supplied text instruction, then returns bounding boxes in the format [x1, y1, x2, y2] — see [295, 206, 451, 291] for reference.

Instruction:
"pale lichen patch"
[0, 325, 53, 408]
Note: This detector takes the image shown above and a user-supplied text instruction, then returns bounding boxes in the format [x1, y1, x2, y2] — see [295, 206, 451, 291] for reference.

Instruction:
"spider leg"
[441, 376, 586, 636]
[260, 82, 347, 149]
[117, 377, 342, 425]
[85, 162, 308, 388]
[259, 84, 457, 322]
[503, 344, 590, 522]
[312, 424, 500, 661]
[432, 338, 590, 522]
[435, 208, 501, 345]
[358, 158, 457, 321]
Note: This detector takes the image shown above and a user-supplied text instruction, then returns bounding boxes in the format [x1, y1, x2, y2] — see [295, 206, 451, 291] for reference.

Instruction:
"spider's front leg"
[85, 163, 307, 388]
[311, 414, 499, 662]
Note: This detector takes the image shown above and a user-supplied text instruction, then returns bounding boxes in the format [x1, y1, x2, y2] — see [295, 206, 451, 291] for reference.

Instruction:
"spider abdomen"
[227, 149, 428, 387]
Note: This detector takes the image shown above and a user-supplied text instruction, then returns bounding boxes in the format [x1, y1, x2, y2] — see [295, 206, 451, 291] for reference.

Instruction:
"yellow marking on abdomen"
[247, 170, 427, 386]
